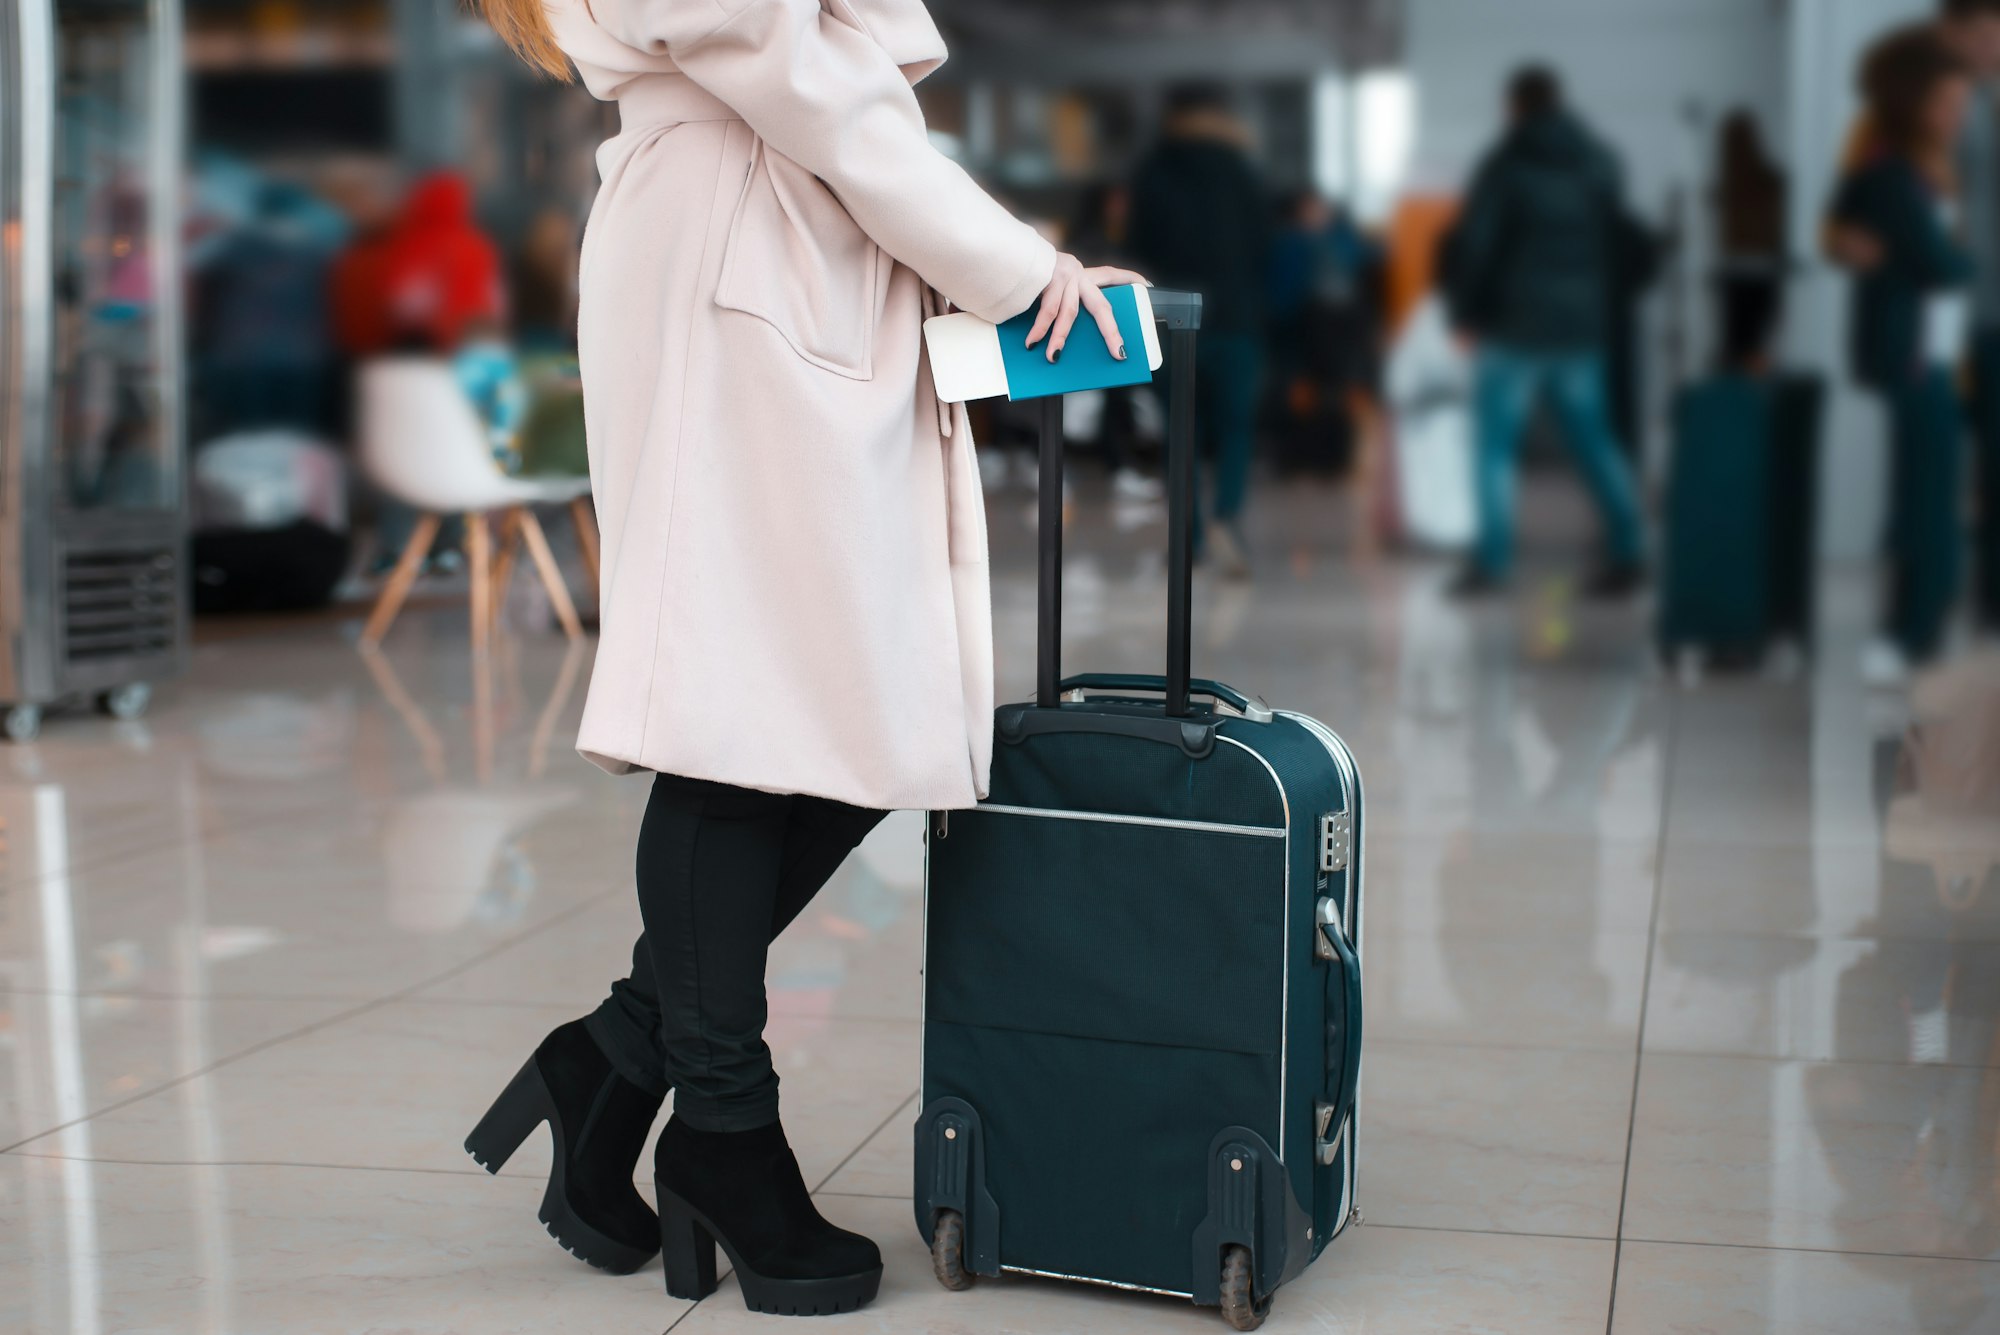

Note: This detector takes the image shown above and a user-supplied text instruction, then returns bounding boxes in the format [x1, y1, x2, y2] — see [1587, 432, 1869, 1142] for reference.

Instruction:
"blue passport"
[995, 283, 1157, 401]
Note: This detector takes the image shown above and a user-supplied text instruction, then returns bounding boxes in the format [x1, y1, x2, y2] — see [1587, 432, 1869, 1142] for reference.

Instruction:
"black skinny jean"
[584, 773, 887, 1132]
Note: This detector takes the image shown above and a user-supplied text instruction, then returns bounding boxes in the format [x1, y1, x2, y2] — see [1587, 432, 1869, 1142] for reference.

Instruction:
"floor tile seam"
[1366, 1034, 1642, 1057]
[1360, 1219, 1619, 1246]
[0, 880, 633, 1010]
[0, 885, 624, 1156]
[387, 992, 923, 1027]
[1362, 926, 1657, 945]
[0, 1148, 536, 1182]
[1, 794, 635, 897]
[812, 1189, 910, 1201]
[1364, 833, 1667, 852]
[811, 1090, 918, 1195]
[385, 993, 923, 1030]
[1644, 925, 2000, 948]
[0, 789, 423, 893]
[1607, 688, 1680, 1335]
[1614, 1234, 2000, 1266]
[1634, 1045, 2000, 1074]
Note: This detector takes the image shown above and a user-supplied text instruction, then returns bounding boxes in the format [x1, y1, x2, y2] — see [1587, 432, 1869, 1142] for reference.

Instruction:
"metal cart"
[1, 0, 187, 741]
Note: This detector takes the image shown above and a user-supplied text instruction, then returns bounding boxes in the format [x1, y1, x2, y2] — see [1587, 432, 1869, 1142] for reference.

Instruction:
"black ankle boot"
[653, 1115, 883, 1315]
[465, 1019, 664, 1273]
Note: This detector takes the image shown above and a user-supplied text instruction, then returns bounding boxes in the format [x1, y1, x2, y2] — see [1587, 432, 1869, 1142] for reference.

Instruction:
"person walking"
[463, 0, 1140, 1317]
[1833, 29, 1977, 683]
[1128, 83, 1271, 578]
[1442, 66, 1646, 598]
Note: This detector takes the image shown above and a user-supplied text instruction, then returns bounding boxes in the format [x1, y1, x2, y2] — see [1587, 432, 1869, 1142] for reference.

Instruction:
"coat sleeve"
[599, 0, 1056, 324]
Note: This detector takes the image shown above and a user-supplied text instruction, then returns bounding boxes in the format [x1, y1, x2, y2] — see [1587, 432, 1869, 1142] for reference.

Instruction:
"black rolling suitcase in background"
[915, 291, 1365, 1331]
[1766, 373, 1825, 652]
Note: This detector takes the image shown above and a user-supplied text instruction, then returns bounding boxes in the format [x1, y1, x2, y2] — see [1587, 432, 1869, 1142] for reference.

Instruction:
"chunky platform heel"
[465, 1059, 546, 1173]
[653, 1115, 884, 1316]
[465, 1020, 666, 1275]
[657, 1188, 720, 1300]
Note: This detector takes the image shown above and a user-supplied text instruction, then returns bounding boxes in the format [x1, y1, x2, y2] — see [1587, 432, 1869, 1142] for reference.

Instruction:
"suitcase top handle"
[1036, 289, 1203, 716]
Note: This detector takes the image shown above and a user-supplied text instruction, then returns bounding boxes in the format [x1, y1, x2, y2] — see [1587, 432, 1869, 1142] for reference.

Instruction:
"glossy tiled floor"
[3, 478, 1998, 1333]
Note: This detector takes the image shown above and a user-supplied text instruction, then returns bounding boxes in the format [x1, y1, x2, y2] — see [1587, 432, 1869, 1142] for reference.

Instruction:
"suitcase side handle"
[1315, 906, 1363, 1168]
[1057, 672, 1273, 723]
[1036, 293, 1203, 718]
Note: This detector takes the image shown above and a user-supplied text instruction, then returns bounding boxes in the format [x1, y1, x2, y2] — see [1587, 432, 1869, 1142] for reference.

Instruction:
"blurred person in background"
[465, 0, 1140, 1315]
[1713, 110, 1790, 373]
[1832, 30, 1976, 685]
[331, 170, 506, 575]
[189, 180, 344, 443]
[1129, 82, 1272, 578]
[1831, 0, 2000, 642]
[1067, 181, 1164, 502]
[1268, 190, 1389, 555]
[330, 171, 504, 358]
[1442, 66, 1646, 600]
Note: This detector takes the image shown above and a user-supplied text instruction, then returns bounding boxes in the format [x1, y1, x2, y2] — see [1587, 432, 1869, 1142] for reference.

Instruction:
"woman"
[1711, 109, 1788, 372]
[461, 0, 1141, 1317]
[1834, 29, 1976, 685]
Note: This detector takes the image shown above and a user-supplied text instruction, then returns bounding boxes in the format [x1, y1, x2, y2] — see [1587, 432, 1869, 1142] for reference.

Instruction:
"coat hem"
[576, 742, 985, 813]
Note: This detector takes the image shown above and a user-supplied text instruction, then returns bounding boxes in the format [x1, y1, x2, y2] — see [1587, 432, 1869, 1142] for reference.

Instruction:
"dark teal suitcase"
[1659, 372, 1822, 672]
[1660, 374, 1772, 665]
[915, 292, 1364, 1331]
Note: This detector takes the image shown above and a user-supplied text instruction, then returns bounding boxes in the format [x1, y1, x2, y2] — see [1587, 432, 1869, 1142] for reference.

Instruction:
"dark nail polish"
[1114, 344, 1128, 361]
[1051, 346, 1062, 363]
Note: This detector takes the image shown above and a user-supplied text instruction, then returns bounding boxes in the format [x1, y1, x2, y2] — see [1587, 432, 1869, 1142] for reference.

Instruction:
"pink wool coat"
[547, 0, 1057, 809]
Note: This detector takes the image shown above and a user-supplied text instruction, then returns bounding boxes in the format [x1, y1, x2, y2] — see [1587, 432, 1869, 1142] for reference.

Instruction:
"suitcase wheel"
[1219, 1243, 1271, 1331]
[930, 1208, 973, 1292]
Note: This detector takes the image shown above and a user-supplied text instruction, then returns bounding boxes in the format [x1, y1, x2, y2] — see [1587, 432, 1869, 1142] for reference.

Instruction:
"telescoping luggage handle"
[1036, 288, 1203, 716]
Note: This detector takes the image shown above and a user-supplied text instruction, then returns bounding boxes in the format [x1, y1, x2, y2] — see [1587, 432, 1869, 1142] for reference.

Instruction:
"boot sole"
[656, 1182, 883, 1315]
[466, 1057, 658, 1275]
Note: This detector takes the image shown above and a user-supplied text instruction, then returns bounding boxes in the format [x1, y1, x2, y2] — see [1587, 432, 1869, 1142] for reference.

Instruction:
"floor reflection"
[0, 481, 1996, 1331]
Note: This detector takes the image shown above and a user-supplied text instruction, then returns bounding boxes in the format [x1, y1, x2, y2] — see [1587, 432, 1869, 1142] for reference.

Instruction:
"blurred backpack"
[1386, 297, 1477, 550]
[191, 430, 352, 614]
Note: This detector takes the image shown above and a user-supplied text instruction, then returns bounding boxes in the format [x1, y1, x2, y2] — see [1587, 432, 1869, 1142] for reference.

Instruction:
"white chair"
[356, 357, 598, 653]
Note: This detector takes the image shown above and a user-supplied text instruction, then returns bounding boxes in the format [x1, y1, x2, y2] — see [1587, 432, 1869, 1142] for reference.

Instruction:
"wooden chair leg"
[570, 496, 601, 592]
[489, 508, 524, 639]
[518, 508, 584, 641]
[466, 512, 493, 658]
[359, 512, 441, 649]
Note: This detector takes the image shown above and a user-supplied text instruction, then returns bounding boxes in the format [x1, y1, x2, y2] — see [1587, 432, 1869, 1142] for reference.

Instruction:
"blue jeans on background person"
[1164, 331, 1262, 551]
[1881, 367, 1964, 662]
[1471, 346, 1644, 579]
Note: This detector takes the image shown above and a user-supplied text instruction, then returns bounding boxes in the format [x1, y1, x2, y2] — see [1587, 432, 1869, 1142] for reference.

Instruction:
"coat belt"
[616, 76, 743, 129]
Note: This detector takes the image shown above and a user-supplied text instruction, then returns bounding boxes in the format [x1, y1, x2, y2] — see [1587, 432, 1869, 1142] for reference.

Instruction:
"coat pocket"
[713, 139, 885, 381]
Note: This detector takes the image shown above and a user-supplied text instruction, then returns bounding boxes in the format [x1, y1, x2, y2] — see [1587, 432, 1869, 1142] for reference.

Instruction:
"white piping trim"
[1277, 711, 1364, 1238]
[1000, 1266, 1194, 1300]
[970, 802, 1284, 840]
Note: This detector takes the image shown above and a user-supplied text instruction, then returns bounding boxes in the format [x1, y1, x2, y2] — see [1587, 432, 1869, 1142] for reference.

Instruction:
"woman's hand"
[1024, 254, 1150, 363]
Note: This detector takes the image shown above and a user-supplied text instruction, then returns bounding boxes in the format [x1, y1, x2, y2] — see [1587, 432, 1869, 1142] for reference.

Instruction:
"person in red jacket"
[331, 171, 503, 356]
[332, 171, 504, 572]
